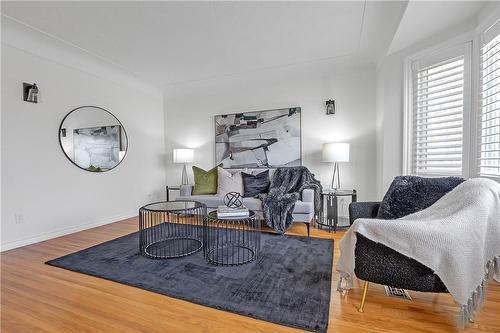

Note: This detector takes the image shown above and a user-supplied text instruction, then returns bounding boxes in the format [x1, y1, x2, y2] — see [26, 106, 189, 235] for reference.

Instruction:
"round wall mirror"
[59, 106, 128, 172]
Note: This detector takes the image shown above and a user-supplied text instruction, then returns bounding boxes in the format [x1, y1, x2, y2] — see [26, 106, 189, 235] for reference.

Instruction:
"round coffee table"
[205, 210, 260, 266]
[139, 201, 206, 259]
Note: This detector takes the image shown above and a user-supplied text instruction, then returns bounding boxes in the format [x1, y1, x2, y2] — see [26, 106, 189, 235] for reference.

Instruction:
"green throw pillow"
[192, 165, 219, 195]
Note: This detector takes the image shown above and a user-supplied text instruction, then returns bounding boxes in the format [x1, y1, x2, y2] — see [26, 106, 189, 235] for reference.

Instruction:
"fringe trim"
[336, 272, 353, 292]
[458, 256, 499, 329]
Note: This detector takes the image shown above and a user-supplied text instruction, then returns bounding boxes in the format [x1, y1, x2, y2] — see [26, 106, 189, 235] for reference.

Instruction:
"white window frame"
[474, 17, 500, 181]
[403, 36, 473, 178]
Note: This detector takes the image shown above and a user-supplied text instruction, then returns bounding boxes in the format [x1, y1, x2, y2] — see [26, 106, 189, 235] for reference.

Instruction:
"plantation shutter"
[410, 46, 469, 176]
[479, 21, 500, 179]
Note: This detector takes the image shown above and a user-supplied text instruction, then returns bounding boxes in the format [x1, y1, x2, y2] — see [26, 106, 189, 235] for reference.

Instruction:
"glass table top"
[322, 189, 356, 196]
[141, 201, 205, 212]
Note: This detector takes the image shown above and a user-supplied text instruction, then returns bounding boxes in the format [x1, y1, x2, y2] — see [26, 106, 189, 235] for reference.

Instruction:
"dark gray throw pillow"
[242, 170, 270, 198]
[377, 175, 464, 220]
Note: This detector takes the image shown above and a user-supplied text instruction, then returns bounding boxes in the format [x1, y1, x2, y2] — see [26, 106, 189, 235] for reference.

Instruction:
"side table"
[205, 210, 261, 266]
[139, 201, 206, 259]
[316, 189, 357, 232]
[165, 185, 181, 201]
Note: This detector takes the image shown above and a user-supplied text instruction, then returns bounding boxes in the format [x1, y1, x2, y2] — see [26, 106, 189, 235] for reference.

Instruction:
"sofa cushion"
[242, 197, 262, 211]
[377, 175, 464, 219]
[192, 165, 219, 195]
[242, 170, 270, 197]
[217, 167, 244, 196]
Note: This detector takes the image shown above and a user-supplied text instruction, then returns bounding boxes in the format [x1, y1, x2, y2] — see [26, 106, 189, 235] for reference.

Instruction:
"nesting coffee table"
[205, 210, 261, 266]
[139, 201, 206, 259]
[139, 201, 261, 266]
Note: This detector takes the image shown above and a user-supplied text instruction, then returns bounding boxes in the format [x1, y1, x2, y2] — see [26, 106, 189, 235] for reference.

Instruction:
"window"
[479, 22, 500, 179]
[404, 43, 472, 177]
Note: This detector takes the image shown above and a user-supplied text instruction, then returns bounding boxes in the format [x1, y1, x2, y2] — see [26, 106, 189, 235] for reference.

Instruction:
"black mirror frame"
[58, 105, 129, 173]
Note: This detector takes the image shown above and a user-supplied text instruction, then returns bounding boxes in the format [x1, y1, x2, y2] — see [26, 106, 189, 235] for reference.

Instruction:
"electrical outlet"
[14, 214, 24, 224]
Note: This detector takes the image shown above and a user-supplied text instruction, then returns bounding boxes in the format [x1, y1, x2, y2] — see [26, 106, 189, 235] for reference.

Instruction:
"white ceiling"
[1, 1, 407, 87]
[1, 1, 489, 87]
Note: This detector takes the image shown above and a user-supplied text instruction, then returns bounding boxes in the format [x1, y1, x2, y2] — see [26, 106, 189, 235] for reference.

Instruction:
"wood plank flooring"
[2, 217, 499, 332]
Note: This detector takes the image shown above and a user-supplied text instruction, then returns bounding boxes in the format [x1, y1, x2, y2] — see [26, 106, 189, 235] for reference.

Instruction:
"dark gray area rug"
[46, 229, 333, 332]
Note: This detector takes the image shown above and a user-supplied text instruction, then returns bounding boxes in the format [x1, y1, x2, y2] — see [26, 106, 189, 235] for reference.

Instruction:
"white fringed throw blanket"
[336, 178, 500, 328]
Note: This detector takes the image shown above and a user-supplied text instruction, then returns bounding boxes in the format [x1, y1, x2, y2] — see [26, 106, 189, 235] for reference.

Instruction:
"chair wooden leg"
[358, 281, 369, 313]
[305, 223, 310, 237]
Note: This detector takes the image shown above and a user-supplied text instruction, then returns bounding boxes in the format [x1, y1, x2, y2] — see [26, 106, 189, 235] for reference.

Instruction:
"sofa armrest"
[301, 188, 314, 203]
[180, 185, 193, 197]
[349, 201, 380, 224]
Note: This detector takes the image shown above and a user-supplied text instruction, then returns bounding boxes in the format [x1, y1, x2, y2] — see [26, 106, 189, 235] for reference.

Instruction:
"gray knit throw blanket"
[259, 166, 322, 234]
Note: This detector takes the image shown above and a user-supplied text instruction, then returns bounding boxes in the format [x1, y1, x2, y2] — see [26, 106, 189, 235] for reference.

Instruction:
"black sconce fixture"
[325, 100, 336, 115]
[23, 83, 39, 103]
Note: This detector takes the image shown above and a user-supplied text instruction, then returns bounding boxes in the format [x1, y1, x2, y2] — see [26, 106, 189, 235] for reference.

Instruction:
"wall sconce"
[325, 99, 335, 115]
[23, 83, 39, 103]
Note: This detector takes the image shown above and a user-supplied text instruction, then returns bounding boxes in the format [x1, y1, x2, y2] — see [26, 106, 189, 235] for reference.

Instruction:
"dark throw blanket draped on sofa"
[259, 166, 322, 234]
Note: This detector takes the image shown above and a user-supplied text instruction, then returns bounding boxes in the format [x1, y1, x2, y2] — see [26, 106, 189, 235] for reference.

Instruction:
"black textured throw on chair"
[376, 175, 464, 219]
[259, 166, 322, 234]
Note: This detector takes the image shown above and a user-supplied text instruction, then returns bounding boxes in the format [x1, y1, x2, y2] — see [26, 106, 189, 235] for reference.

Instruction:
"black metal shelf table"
[317, 189, 357, 232]
[205, 210, 261, 266]
[165, 185, 181, 201]
[139, 201, 206, 259]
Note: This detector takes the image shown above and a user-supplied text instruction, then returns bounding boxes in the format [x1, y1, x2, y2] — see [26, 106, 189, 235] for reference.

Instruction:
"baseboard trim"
[0, 211, 138, 252]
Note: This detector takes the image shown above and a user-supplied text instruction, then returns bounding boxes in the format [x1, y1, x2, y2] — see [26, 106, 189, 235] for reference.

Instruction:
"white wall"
[1, 20, 165, 250]
[375, 20, 478, 196]
[163, 62, 378, 203]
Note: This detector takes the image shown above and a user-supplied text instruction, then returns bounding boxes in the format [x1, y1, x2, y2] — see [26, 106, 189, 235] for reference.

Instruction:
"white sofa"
[176, 169, 316, 236]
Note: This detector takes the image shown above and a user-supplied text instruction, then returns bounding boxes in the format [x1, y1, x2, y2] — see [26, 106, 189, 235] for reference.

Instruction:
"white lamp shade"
[173, 148, 194, 164]
[322, 143, 350, 162]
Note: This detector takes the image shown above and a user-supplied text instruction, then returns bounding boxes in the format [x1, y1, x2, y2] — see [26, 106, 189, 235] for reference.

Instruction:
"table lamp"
[173, 148, 194, 185]
[322, 142, 350, 190]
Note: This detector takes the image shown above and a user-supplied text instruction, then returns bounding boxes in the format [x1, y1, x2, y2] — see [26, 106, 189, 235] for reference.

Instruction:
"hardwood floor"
[2, 217, 499, 333]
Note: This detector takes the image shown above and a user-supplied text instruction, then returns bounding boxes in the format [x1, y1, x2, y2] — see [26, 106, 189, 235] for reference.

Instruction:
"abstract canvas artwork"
[215, 107, 301, 168]
[73, 126, 121, 170]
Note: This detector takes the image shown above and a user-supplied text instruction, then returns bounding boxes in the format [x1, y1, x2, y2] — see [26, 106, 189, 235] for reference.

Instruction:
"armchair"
[349, 201, 448, 312]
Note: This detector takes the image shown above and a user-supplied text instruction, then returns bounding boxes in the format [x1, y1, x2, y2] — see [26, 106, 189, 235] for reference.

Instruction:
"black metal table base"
[139, 201, 206, 259]
[206, 244, 256, 266]
[205, 211, 260, 266]
[316, 218, 351, 233]
[143, 238, 202, 259]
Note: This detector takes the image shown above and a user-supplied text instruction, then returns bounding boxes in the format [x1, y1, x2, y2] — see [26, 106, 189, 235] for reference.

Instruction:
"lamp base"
[181, 164, 189, 185]
[330, 163, 341, 190]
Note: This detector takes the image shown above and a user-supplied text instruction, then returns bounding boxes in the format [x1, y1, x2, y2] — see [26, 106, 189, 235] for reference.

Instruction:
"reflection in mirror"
[59, 106, 128, 172]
